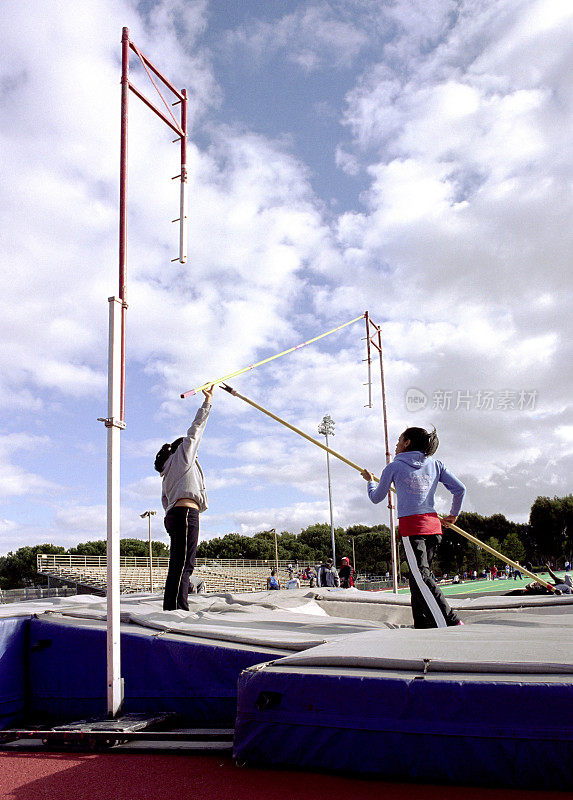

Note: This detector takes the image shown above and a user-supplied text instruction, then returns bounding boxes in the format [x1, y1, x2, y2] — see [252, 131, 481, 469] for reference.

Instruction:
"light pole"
[318, 415, 336, 565]
[351, 536, 357, 573]
[140, 511, 157, 592]
[350, 532, 368, 581]
[274, 528, 280, 576]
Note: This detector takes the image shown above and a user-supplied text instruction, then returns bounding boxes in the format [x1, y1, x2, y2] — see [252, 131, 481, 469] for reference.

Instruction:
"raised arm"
[439, 464, 466, 520]
[362, 462, 395, 504]
[180, 385, 215, 463]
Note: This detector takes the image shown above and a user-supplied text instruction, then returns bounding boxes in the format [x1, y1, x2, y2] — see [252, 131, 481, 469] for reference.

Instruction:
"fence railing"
[37, 554, 317, 572]
[0, 586, 78, 604]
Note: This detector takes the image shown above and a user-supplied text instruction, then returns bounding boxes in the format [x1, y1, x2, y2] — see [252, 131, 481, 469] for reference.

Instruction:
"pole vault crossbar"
[180, 313, 366, 399]
[98, 27, 188, 718]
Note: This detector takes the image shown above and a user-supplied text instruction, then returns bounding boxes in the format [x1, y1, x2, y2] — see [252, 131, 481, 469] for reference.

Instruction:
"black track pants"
[163, 506, 199, 611]
[402, 534, 460, 628]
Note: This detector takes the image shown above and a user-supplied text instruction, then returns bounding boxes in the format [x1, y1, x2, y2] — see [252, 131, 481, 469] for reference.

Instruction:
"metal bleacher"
[36, 554, 314, 595]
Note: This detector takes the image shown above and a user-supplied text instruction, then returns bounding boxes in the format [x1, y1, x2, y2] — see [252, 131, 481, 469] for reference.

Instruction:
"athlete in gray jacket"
[154, 385, 214, 610]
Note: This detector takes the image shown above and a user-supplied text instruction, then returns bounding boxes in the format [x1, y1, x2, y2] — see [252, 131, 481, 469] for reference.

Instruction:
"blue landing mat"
[0, 617, 29, 729]
[27, 616, 287, 725]
[234, 619, 573, 790]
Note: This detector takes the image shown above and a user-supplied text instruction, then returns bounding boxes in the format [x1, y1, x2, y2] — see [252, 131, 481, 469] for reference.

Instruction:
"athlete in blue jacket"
[362, 426, 466, 628]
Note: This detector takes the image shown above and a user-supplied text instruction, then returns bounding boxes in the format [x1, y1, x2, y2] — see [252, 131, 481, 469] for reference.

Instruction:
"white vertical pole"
[179, 178, 188, 264]
[106, 296, 124, 717]
[325, 432, 336, 565]
[148, 514, 154, 593]
[273, 528, 279, 576]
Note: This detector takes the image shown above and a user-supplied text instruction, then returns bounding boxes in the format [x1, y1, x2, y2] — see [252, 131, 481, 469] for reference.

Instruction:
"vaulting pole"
[220, 384, 379, 479]
[441, 521, 556, 592]
[221, 383, 553, 594]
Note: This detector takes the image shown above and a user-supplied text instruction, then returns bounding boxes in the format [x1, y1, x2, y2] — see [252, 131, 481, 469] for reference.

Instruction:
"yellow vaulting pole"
[220, 383, 379, 480]
[181, 313, 365, 398]
[222, 383, 555, 593]
[441, 520, 556, 592]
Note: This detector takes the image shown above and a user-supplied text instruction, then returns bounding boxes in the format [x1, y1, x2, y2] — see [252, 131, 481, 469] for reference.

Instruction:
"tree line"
[1, 495, 571, 589]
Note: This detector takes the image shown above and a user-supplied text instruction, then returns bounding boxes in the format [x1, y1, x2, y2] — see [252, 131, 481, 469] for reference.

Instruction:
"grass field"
[396, 572, 563, 597]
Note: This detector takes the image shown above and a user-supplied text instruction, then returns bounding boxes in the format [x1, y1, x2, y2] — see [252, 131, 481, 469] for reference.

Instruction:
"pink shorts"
[398, 513, 442, 537]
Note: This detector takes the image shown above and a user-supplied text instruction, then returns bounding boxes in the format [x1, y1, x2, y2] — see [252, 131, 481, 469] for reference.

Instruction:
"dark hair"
[402, 426, 439, 456]
[154, 437, 184, 473]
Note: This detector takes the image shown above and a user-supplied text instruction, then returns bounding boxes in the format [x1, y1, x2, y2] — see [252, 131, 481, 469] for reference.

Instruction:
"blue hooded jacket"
[367, 451, 466, 519]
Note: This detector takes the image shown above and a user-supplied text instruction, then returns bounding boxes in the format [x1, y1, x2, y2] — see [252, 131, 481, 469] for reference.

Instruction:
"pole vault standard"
[221, 384, 556, 594]
[98, 27, 188, 718]
[180, 313, 365, 398]
[364, 314, 399, 592]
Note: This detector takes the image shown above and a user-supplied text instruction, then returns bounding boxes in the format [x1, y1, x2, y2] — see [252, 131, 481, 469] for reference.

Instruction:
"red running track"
[1, 752, 571, 800]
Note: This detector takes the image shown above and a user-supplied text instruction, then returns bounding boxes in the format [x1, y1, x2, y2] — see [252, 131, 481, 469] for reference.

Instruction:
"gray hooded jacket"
[161, 400, 211, 513]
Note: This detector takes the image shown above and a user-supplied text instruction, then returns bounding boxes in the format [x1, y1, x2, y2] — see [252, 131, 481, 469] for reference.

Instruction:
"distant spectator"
[491, 565, 498, 580]
[302, 566, 316, 587]
[339, 557, 354, 588]
[285, 575, 301, 590]
[267, 569, 280, 590]
[317, 557, 340, 588]
[287, 563, 294, 579]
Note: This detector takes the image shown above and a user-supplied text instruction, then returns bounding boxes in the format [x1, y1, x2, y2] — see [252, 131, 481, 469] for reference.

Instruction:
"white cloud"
[0, 434, 59, 498]
[223, 3, 369, 70]
[1, 0, 572, 556]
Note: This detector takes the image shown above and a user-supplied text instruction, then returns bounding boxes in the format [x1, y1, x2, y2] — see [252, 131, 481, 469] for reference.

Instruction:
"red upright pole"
[119, 26, 129, 422]
[181, 88, 187, 183]
[179, 88, 188, 264]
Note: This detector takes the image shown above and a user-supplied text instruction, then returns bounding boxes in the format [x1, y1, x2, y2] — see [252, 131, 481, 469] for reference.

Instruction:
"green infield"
[396, 572, 561, 596]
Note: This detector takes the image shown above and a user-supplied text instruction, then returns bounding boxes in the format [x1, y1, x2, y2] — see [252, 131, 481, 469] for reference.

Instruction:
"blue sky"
[1, 0, 572, 555]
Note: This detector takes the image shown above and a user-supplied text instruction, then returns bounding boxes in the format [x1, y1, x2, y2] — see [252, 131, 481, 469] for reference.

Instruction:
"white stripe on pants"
[403, 536, 447, 628]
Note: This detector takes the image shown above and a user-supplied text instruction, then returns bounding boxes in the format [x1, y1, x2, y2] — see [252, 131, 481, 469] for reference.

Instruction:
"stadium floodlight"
[318, 415, 336, 565]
